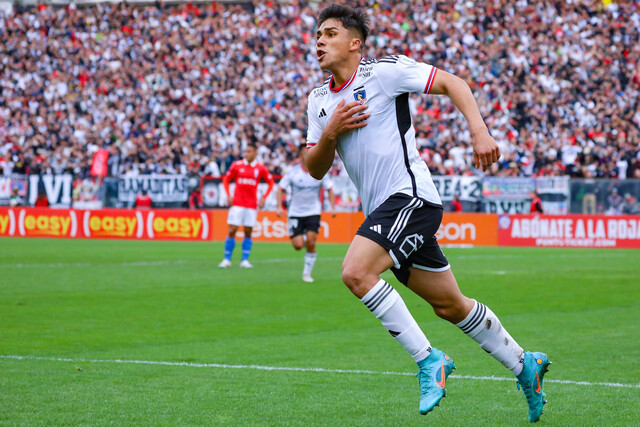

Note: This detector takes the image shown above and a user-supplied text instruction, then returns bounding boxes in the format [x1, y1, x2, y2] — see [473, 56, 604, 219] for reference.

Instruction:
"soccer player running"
[276, 144, 336, 283]
[305, 4, 550, 422]
[219, 143, 274, 269]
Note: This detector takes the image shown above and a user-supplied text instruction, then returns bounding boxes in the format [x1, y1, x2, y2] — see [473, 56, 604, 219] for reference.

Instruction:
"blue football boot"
[517, 351, 551, 422]
[416, 348, 456, 415]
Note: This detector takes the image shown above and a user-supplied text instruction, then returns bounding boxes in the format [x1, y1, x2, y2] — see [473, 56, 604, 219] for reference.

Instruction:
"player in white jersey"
[277, 145, 336, 283]
[304, 4, 550, 422]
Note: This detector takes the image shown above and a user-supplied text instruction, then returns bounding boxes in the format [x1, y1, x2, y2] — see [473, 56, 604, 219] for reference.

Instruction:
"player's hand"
[228, 196, 234, 207]
[258, 198, 265, 209]
[472, 129, 500, 172]
[330, 209, 336, 218]
[276, 206, 283, 217]
[324, 99, 370, 140]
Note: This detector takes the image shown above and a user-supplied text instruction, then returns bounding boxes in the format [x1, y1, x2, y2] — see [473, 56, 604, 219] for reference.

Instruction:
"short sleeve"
[278, 173, 290, 190]
[306, 93, 323, 148]
[321, 176, 334, 190]
[375, 55, 438, 97]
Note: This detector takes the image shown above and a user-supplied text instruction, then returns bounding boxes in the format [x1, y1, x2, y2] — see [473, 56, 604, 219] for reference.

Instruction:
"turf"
[0, 237, 639, 426]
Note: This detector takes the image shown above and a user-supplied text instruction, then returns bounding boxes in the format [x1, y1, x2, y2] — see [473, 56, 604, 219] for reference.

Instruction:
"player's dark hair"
[246, 143, 257, 150]
[318, 4, 369, 48]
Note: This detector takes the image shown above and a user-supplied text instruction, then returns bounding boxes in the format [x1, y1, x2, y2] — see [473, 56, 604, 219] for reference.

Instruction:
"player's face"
[316, 19, 357, 71]
[243, 146, 257, 163]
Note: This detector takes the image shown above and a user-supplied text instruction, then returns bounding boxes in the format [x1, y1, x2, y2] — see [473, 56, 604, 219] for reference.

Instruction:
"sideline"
[2, 354, 638, 389]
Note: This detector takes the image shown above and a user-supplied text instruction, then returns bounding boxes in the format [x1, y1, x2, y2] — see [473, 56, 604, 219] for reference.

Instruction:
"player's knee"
[291, 238, 304, 250]
[341, 264, 369, 294]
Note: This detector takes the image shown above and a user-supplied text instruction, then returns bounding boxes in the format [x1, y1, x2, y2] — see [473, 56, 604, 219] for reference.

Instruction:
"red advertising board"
[0, 207, 212, 241]
[498, 214, 640, 248]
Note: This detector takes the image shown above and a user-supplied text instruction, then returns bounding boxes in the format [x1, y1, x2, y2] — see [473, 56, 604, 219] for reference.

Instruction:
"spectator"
[0, 0, 638, 181]
[449, 192, 463, 213]
[135, 189, 152, 210]
[9, 186, 23, 207]
[530, 191, 543, 214]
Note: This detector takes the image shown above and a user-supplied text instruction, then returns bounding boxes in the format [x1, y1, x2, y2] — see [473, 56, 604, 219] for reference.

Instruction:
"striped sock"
[360, 279, 431, 362]
[456, 300, 524, 376]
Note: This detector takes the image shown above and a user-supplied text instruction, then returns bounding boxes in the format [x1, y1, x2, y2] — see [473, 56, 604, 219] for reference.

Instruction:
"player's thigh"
[342, 235, 395, 281]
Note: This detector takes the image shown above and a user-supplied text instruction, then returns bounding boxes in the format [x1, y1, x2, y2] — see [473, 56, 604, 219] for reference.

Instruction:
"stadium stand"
[0, 0, 639, 180]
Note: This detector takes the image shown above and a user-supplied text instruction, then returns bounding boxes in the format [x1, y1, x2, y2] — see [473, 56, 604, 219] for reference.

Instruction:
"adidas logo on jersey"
[369, 224, 382, 234]
[318, 108, 327, 118]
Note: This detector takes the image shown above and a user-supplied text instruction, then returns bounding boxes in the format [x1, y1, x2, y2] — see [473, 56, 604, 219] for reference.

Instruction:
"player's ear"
[350, 37, 362, 52]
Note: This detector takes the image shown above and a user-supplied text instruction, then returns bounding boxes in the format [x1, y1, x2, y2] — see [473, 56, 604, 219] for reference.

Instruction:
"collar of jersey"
[242, 159, 258, 167]
[329, 58, 362, 93]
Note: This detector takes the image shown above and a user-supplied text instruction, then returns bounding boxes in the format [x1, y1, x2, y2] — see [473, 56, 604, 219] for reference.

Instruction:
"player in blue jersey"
[304, 4, 550, 422]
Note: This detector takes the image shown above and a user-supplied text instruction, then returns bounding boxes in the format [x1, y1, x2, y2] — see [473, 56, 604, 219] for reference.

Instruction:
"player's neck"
[329, 55, 361, 89]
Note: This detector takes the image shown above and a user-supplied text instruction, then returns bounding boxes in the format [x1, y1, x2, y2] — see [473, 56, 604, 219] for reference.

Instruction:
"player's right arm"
[222, 163, 237, 206]
[305, 97, 370, 180]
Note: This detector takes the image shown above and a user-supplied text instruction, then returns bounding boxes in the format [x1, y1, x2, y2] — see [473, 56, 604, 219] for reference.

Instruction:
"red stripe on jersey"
[424, 67, 438, 94]
[330, 68, 358, 93]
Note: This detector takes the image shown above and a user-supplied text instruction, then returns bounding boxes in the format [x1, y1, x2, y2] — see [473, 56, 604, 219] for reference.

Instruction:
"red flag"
[90, 149, 109, 177]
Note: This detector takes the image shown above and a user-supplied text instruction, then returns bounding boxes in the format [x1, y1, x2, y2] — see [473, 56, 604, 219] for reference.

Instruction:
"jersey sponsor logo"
[318, 108, 327, 118]
[359, 66, 372, 77]
[314, 88, 328, 98]
[237, 177, 257, 186]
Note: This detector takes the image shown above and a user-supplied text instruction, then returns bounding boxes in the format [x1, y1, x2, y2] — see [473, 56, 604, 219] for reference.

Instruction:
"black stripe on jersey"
[312, 78, 331, 90]
[395, 93, 417, 197]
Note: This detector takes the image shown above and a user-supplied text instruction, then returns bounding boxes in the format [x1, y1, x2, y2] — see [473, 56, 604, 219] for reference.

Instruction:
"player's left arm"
[327, 187, 336, 217]
[259, 166, 275, 209]
[429, 70, 500, 171]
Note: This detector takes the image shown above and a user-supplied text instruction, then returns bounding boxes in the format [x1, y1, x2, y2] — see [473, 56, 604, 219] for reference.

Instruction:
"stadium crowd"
[0, 0, 639, 180]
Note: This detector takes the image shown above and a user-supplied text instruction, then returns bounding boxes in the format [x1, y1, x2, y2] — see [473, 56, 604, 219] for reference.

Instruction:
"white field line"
[1, 355, 638, 389]
[0, 260, 188, 269]
[0, 258, 345, 268]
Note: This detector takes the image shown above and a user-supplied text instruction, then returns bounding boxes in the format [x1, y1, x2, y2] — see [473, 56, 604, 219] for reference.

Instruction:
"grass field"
[1, 237, 639, 426]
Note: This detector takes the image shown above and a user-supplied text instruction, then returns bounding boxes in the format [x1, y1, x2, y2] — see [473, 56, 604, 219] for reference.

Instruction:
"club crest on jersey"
[353, 88, 366, 102]
[254, 169, 259, 178]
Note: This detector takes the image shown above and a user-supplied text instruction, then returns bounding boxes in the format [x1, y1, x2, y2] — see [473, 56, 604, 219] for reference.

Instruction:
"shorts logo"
[398, 233, 424, 258]
[369, 224, 382, 234]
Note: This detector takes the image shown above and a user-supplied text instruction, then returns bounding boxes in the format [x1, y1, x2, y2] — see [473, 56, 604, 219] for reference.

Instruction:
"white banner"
[118, 175, 188, 203]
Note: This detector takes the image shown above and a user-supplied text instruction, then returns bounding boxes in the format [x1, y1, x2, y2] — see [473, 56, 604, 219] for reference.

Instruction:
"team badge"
[354, 88, 366, 102]
[254, 169, 259, 178]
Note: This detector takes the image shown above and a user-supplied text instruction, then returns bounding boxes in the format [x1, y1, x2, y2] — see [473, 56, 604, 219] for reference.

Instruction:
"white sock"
[360, 279, 431, 362]
[303, 252, 317, 276]
[456, 300, 524, 376]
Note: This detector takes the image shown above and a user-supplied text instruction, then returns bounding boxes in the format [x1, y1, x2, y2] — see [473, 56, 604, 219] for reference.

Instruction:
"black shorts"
[357, 193, 450, 286]
[288, 215, 321, 237]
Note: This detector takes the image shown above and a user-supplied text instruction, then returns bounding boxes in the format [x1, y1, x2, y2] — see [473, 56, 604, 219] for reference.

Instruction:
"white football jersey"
[278, 163, 333, 217]
[306, 55, 442, 216]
